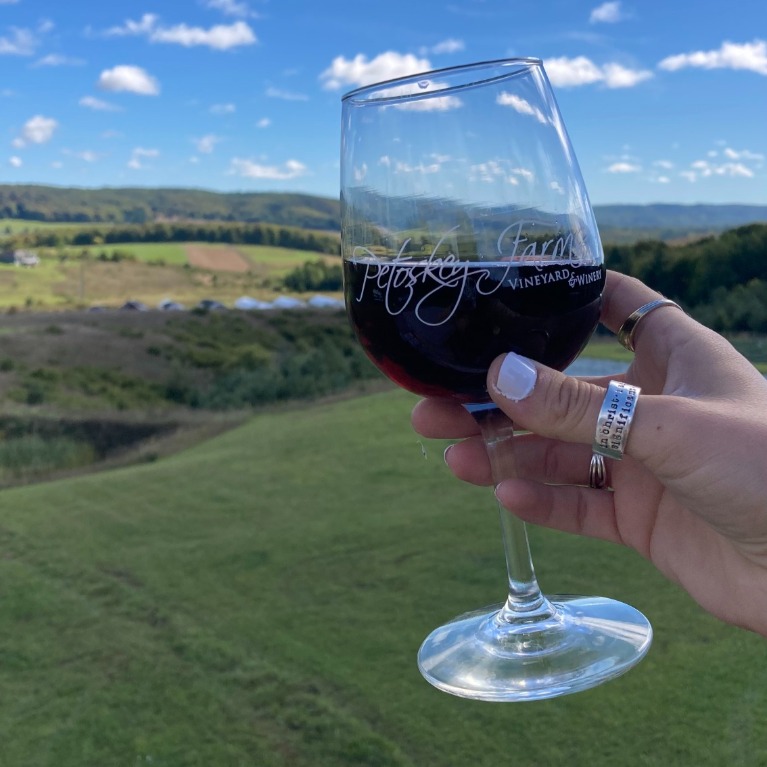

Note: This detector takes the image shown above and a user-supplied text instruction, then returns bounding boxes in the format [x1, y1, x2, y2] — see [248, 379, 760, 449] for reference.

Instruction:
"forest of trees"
[605, 223, 767, 332]
[0, 185, 341, 230]
[5, 221, 340, 255]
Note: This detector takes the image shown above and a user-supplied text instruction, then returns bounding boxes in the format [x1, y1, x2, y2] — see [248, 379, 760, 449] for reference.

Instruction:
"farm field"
[0, 389, 766, 765]
[0, 242, 339, 310]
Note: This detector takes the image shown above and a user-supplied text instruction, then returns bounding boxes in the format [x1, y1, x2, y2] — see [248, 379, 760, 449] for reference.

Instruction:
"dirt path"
[184, 244, 251, 272]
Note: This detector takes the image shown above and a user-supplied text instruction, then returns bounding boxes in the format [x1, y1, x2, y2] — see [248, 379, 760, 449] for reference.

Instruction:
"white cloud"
[79, 95, 122, 112]
[203, 0, 257, 18]
[545, 56, 652, 88]
[496, 92, 548, 123]
[419, 38, 464, 56]
[653, 159, 674, 169]
[659, 40, 767, 76]
[723, 147, 764, 161]
[0, 27, 37, 55]
[394, 94, 462, 112]
[655, 176, 671, 184]
[128, 147, 159, 170]
[210, 102, 236, 114]
[9, 156, 22, 167]
[98, 65, 160, 95]
[256, 117, 271, 128]
[14, 115, 58, 147]
[395, 160, 441, 174]
[606, 162, 642, 173]
[64, 149, 100, 163]
[469, 160, 533, 185]
[320, 51, 432, 90]
[32, 53, 85, 67]
[686, 159, 755, 179]
[152, 21, 255, 49]
[590, 1, 623, 23]
[265, 87, 309, 101]
[229, 157, 308, 180]
[193, 134, 221, 153]
[106, 13, 256, 50]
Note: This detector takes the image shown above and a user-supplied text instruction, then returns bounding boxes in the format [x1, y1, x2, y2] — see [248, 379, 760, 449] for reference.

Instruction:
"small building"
[0, 249, 40, 267]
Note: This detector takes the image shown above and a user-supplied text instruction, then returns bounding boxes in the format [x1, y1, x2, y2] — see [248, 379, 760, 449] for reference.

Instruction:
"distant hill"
[0, 185, 765, 240]
[0, 185, 341, 230]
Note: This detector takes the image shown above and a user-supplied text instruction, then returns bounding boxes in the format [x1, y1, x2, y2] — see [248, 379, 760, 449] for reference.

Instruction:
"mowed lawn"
[1, 389, 766, 765]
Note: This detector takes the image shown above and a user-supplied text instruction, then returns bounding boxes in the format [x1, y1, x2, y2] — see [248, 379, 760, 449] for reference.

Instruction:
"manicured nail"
[443, 444, 453, 464]
[495, 353, 537, 401]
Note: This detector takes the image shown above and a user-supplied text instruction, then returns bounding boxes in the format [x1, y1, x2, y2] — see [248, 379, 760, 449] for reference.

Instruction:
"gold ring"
[617, 298, 682, 352]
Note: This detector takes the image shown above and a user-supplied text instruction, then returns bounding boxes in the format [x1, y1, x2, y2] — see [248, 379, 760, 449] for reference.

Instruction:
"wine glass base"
[417, 595, 652, 702]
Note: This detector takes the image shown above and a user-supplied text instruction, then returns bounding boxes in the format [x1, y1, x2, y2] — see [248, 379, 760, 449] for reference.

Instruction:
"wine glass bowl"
[341, 59, 651, 701]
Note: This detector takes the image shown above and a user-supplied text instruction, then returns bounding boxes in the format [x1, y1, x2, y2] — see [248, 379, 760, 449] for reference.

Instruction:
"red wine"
[344, 257, 604, 403]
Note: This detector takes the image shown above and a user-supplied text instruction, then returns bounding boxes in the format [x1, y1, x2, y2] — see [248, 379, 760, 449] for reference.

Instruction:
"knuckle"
[544, 376, 595, 437]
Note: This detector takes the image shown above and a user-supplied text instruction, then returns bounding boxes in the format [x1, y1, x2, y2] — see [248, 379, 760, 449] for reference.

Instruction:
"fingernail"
[443, 444, 453, 464]
[495, 353, 537, 401]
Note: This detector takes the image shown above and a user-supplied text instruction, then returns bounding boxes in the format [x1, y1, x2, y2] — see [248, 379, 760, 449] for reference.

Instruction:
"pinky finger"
[495, 478, 626, 548]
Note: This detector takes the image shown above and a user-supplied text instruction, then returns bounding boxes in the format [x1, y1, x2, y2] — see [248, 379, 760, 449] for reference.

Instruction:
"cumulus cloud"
[419, 38, 464, 55]
[256, 117, 271, 128]
[32, 53, 85, 67]
[210, 102, 236, 114]
[98, 65, 160, 95]
[496, 92, 548, 123]
[723, 147, 764, 160]
[193, 134, 221, 153]
[265, 86, 309, 101]
[0, 27, 37, 56]
[394, 94, 462, 112]
[688, 159, 755, 179]
[203, 0, 257, 18]
[545, 56, 653, 88]
[659, 40, 767, 76]
[106, 13, 256, 50]
[320, 51, 432, 90]
[590, 1, 623, 23]
[79, 95, 122, 112]
[63, 149, 101, 163]
[13, 115, 58, 147]
[9, 156, 22, 168]
[128, 147, 159, 169]
[606, 161, 642, 173]
[229, 157, 308, 180]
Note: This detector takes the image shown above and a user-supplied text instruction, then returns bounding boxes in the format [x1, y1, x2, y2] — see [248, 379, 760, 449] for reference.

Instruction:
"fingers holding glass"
[444, 433, 613, 489]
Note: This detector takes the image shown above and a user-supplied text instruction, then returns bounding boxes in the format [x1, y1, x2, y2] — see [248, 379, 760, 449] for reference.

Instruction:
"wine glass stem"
[470, 405, 554, 623]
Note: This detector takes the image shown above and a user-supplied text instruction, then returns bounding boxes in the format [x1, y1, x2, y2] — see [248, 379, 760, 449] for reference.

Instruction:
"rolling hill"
[1, 184, 765, 240]
[0, 389, 765, 765]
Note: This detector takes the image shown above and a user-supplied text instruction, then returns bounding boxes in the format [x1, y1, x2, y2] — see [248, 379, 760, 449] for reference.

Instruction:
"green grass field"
[1, 389, 766, 766]
[0, 242, 339, 310]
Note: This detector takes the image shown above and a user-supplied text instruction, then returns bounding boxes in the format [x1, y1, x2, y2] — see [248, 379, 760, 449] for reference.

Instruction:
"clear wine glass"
[340, 58, 652, 701]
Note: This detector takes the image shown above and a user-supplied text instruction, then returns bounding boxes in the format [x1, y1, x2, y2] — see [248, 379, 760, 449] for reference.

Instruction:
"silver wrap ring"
[593, 380, 641, 461]
[617, 298, 682, 352]
[588, 453, 607, 489]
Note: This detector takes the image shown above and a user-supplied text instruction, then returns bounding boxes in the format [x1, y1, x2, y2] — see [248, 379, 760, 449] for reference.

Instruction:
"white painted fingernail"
[495, 353, 537, 401]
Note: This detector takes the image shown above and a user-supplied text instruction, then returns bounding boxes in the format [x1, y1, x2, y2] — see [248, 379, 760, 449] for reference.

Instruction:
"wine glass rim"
[341, 57, 543, 103]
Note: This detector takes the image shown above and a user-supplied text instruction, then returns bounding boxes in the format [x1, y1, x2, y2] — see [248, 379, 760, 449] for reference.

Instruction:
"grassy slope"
[1, 389, 766, 766]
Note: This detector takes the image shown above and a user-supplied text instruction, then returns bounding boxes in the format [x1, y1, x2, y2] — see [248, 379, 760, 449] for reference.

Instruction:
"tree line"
[605, 223, 767, 333]
[6, 221, 340, 255]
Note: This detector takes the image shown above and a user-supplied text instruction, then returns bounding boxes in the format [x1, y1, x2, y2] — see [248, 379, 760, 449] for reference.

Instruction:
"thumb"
[486, 352, 680, 466]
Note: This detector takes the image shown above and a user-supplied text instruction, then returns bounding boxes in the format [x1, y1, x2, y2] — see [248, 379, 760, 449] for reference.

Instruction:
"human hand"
[412, 270, 767, 636]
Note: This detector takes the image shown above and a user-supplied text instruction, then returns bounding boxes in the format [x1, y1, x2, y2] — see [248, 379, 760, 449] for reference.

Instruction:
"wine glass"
[340, 58, 652, 701]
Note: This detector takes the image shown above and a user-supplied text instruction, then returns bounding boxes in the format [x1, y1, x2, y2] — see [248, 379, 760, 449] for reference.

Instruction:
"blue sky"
[1, 0, 766, 205]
